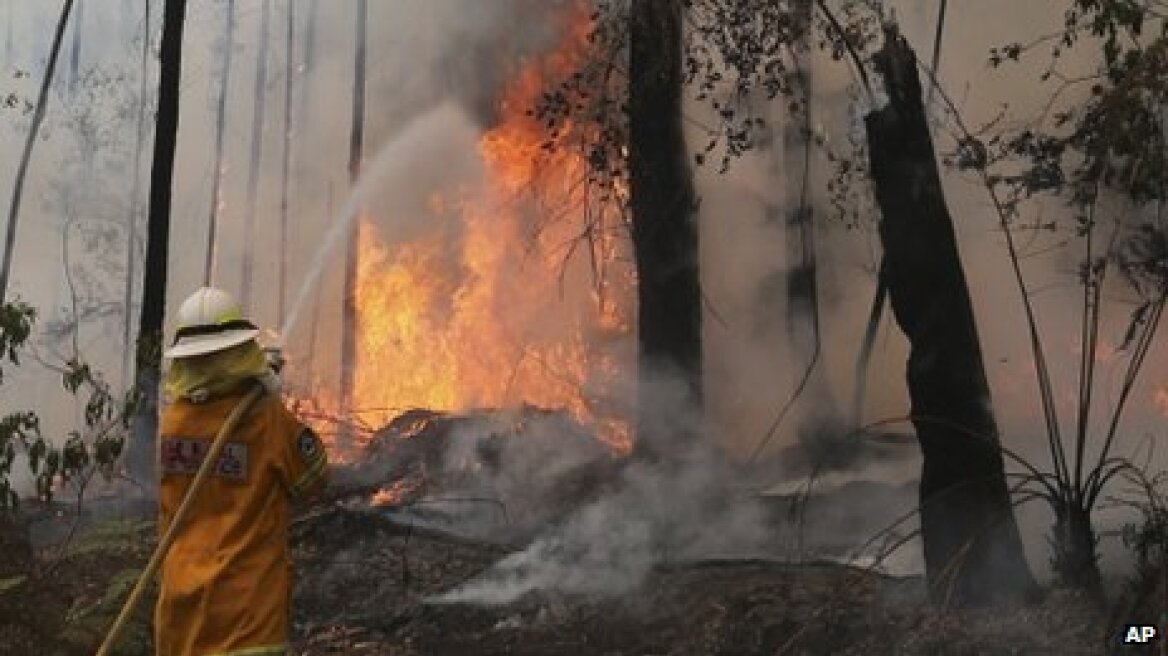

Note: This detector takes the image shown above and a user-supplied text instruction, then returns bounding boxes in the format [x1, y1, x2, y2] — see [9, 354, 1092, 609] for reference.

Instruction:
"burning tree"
[305, 4, 637, 457]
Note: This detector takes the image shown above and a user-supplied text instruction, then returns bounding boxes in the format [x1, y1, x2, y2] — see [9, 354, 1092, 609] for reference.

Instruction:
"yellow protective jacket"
[155, 386, 328, 656]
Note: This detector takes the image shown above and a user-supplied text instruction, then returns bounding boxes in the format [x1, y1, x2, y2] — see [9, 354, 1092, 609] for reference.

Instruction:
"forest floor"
[0, 408, 1161, 655]
[1, 496, 1149, 656]
[287, 505, 1115, 656]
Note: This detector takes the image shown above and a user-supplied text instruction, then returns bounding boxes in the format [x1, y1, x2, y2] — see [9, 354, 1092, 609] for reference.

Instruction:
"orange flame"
[341, 6, 633, 453]
[371, 477, 423, 507]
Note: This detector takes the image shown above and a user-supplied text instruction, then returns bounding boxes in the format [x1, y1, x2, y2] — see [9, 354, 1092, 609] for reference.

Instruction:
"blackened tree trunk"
[629, 0, 702, 454]
[126, 0, 187, 489]
[339, 0, 367, 451]
[865, 30, 1037, 606]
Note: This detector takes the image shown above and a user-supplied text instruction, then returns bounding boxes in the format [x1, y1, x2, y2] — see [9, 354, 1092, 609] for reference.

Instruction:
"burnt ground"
[0, 512, 156, 656]
[287, 505, 1113, 656]
[2, 499, 1154, 656]
[0, 408, 1162, 655]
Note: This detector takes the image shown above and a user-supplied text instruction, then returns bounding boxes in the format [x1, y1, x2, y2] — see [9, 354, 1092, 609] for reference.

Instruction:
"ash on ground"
[285, 407, 1132, 655]
[3, 408, 1156, 655]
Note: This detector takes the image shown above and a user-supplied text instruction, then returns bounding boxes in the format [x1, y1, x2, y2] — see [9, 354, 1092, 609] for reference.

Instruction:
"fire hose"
[95, 382, 266, 656]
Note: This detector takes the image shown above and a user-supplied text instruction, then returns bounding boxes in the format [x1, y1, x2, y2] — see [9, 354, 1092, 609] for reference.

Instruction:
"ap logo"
[1122, 624, 1158, 644]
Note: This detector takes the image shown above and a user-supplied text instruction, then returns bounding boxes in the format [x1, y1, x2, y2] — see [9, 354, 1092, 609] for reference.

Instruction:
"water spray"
[278, 104, 481, 343]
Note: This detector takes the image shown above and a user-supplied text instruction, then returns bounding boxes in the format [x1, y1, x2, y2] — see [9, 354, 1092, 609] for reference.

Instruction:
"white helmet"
[164, 287, 260, 359]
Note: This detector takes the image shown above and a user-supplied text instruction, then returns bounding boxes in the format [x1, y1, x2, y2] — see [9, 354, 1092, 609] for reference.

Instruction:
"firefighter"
[155, 287, 328, 656]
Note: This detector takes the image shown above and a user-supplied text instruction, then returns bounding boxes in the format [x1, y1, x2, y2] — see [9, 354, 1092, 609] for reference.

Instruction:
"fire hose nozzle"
[262, 346, 286, 374]
[258, 329, 286, 374]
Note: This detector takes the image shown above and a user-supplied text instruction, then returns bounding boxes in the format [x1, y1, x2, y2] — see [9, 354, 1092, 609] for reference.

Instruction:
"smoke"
[431, 370, 775, 605]
[405, 407, 619, 543]
[433, 441, 774, 604]
[169, 0, 571, 374]
[0, 4, 153, 461]
[689, 0, 1168, 585]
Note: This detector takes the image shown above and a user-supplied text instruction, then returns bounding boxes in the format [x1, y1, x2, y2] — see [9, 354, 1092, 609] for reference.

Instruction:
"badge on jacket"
[161, 437, 248, 480]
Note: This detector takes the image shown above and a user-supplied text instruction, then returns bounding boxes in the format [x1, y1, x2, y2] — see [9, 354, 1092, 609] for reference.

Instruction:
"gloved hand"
[259, 371, 282, 395]
[260, 347, 285, 394]
[262, 346, 286, 374]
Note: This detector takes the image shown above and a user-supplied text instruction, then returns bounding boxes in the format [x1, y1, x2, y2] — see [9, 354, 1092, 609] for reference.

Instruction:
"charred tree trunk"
[1052, 502, 1102, 595]
[240, 0, 271, 312]
[339, 0, 367, 450]
[0, 0, 74, 304]
[629, 0, 702, 454]
[127, 0, 187, 490]
[864, 30, 1037, 606]
[203, 0, 235, 286]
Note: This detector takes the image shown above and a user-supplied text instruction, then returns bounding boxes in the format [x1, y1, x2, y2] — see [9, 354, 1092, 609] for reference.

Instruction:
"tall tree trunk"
[783, 0, 816, 362]
[628, 0, 702, 455]
[925, 0, 948, 111]
[0, 0, 75, 304]
[4, 4, 13, 67]
[122, 0, 153, 392]
[306, 184, 333, 392]
[780, 0, 842, 458]
[277, 0, 295, 325]
[240, 0, 271, 312]
[69, 0, 82, 92]
[127, 0, 187, 490]
[296, 0, 316, 386]
[339, 0, 367, 450]
[203, 0, 235, 286]
[304, 0, 319, 76]
[865, 29, 1037, 607]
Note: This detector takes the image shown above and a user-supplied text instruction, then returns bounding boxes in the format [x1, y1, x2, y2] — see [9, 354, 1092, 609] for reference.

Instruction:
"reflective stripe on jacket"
[155, 389, 328, 656]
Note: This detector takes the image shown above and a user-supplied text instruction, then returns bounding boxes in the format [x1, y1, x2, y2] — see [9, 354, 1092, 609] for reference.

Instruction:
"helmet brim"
[164, 328, 260, 359]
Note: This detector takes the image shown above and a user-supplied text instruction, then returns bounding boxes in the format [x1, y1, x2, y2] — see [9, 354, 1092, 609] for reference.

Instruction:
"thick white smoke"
[433, 439, 775, 604]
